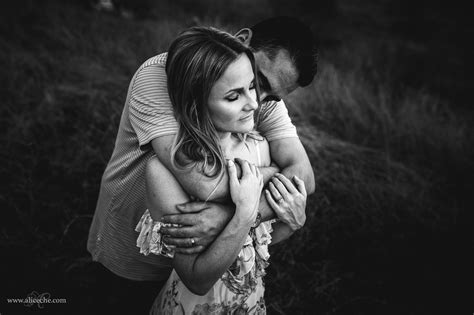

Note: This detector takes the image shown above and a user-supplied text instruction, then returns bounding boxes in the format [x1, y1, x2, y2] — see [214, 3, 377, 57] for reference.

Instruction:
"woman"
[135, 27, 307, 314]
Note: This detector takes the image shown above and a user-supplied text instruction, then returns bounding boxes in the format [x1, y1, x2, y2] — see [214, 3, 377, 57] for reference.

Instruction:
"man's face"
[253, 48, 299, 103]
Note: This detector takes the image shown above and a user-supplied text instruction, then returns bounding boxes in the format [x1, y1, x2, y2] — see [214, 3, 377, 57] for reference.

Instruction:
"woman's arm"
[150, 135, 276, 254]
[146, 157, 262, 295]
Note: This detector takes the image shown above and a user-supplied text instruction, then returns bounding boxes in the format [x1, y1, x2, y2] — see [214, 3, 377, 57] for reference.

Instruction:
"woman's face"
[208, 53, 258, 134]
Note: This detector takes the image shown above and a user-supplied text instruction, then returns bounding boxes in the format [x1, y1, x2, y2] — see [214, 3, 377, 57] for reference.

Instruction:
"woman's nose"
[245, 94, 258, 111]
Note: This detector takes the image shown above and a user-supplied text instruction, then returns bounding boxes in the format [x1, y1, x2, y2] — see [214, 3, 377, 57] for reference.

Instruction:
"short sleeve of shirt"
[128, 54, 179, 148]
[256, 100, 298, 142]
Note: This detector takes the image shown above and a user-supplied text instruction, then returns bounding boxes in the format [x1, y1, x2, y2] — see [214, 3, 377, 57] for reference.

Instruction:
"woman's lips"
[240, 113, 254, 121]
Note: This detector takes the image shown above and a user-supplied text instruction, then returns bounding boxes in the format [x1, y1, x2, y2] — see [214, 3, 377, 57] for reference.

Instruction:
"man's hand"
[160, 201, 235, 254]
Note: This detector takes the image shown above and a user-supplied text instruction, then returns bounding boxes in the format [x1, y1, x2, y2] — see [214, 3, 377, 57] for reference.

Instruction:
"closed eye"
[226, 93, 239, 102]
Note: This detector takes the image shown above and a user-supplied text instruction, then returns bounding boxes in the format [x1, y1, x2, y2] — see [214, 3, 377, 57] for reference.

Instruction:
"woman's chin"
[226, 121, 255, 134]
[244, 121, 255, 132]
[239, 126, 254, 134]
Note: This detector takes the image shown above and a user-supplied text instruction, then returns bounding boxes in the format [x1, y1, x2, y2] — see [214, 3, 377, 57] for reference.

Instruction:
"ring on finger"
[190, 238, 195, 246]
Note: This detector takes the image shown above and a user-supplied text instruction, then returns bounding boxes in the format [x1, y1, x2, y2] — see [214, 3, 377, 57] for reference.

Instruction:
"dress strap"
[204, 170, 225, 203]
[255, 139, 262, 167]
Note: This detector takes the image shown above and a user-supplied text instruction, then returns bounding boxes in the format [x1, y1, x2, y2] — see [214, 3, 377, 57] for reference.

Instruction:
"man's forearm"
[152, 136, 229, 202]
[268, 137, 315, 195]
[280, 162, 315, 194]
[257, 161, 315, 221]
[269, 221, 294, 244]
[258, 192, 275, 221]
[256, 164, 280, 220]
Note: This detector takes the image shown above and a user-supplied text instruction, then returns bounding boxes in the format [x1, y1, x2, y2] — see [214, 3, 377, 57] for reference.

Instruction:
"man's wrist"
[258, 195, 277, 221]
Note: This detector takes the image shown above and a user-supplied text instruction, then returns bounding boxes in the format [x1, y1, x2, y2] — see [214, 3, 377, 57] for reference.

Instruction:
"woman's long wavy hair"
[166, 26, 259, 178]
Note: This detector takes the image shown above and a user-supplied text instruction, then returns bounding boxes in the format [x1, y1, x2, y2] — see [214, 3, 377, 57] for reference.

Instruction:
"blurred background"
[0, 0, 472, 314]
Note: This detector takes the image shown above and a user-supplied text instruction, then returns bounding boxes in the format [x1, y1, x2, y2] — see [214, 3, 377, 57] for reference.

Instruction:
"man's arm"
[145, 157, 259, 295]
[150, 135, 276, 253]
[258, 137, 315, 221]
[150, 135, 281, 253]
[151, 135, 313, 204]
[149, 135, 233, 253]
[151, 134, 313, 222]
[150, 132, 314, 248]
[151, 136, 278, 202]
[269, 137, 315, 193]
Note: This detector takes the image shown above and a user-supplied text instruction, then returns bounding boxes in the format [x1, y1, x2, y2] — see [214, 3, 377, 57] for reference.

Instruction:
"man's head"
[236, 16, 318, 102]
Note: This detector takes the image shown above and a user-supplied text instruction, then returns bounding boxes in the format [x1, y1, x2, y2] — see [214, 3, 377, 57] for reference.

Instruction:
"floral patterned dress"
[136, 211, 273, 314]
[135, 135, 273, 314]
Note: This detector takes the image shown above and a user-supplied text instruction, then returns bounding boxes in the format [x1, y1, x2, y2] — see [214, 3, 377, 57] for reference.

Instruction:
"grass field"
[1, 0, 472, 314]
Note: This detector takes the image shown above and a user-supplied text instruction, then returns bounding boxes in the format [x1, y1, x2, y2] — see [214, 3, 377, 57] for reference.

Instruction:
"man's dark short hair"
[250, 16, 318, 87]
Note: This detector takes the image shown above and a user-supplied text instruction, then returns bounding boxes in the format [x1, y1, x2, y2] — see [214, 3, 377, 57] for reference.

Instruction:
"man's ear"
[234, 28, 253, 47]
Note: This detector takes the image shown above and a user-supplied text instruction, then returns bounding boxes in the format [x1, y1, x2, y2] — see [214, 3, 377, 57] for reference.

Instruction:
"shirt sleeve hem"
[138, 130, 177, 151]
[264, 132, 299, 142]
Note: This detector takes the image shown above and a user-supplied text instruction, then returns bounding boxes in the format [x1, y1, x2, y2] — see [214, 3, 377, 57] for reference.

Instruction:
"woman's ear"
[234, 28, 253, 47]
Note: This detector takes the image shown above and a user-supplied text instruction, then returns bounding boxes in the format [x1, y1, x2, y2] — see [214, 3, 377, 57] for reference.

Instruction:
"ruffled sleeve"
[254, 220, 274, 261]
[221, 220, 275, 295]
[232, 220, 275, 279]
[135, 209, 177, 258]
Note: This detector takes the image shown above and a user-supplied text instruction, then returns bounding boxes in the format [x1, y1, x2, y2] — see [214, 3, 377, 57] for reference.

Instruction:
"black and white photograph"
[0, 0, 471, 314]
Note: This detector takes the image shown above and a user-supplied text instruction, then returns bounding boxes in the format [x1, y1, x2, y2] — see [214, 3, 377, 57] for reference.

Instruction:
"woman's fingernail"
[228, 160, 234, 166]
[294, 175, 299, 180]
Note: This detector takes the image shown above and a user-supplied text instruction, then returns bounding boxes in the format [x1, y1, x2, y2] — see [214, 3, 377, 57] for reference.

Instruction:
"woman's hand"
[228, 159, 263, 223]
[265, 173, 307, 231]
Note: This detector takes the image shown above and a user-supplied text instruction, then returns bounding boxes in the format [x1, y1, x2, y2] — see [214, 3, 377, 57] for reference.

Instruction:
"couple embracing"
[88, 16, 318, 314]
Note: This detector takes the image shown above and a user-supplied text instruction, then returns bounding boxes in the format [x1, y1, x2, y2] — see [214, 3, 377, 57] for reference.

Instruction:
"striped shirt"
[87, 53, 298, 281]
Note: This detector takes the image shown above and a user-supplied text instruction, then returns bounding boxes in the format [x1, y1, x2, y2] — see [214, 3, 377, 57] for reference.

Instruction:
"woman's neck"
[216, 131, 231, 142]
[216, 131, 236, 157]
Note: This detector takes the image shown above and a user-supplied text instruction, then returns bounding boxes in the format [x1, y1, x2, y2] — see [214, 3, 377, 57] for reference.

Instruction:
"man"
[87, 16, 318, 312]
